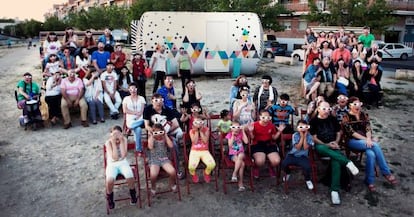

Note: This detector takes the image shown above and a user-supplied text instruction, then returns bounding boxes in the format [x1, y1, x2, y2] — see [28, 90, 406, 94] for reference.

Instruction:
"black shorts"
[251, 141, 279, 155]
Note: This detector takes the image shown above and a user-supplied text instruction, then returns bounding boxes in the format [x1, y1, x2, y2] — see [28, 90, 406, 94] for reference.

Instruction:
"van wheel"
[400, 53, 408, 60]
[266, 52, 274, 59]
[293, 54, 301, 61]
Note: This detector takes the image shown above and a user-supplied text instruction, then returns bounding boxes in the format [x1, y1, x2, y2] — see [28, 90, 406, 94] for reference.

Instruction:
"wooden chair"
[218, 131, 255, 193]
[280, 134, 318, 194]
[182, 119, 219, 194]
[141, 138, 182, 207]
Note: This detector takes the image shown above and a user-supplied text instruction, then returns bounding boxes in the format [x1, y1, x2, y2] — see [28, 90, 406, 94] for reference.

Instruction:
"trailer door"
[205, 21, 229, 72]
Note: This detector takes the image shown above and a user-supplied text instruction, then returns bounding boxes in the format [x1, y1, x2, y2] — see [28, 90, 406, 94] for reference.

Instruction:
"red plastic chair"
[103, 142, 142, 214]
[141, 138, 182, 207]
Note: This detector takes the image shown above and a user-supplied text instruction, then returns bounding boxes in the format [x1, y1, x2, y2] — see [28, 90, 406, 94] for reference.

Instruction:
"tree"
[42, 16, 67, 31]
[305, 0, 396, 34]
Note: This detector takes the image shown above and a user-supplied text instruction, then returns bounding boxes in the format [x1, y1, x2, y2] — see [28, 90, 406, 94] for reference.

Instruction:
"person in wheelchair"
[16, 72, 43, 129]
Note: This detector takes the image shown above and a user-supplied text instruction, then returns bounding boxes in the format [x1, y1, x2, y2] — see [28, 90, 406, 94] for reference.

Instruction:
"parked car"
[263, 40, 286, 58]
[291, 49, 305, 61]
[377, 42, 413, 60]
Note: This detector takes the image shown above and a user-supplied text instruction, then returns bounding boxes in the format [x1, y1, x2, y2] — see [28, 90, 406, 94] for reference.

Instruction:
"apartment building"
[44, 0, 136, 20]
[271, 0, 414, 50]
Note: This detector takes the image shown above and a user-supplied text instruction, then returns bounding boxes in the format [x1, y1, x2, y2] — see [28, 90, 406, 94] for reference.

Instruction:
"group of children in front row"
[105, 90, 397, 208]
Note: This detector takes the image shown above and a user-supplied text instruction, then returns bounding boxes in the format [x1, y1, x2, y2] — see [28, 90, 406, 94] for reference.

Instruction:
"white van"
[130, 11, 264, 75]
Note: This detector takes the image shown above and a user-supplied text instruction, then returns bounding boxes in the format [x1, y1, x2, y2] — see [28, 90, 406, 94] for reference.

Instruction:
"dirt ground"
[0, 47, 413, 217]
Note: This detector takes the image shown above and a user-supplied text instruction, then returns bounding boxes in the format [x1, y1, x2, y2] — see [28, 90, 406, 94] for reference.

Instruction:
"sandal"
[231, 176, 238, 182]
[384, 174, 398, 185]
[238, 186, 246, 192]
[368, 184, 376, 192]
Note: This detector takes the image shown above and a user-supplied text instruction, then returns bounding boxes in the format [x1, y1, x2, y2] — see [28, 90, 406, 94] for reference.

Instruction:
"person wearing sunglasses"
[342, 97, 397, 192]
[123, 83, 146, 152]
[281, 119, 314, 190]
[180, 103, 209, 130]
[268, 93, 298, 134]
[309, 101, 359, 205]
[229, 75, 251, 111]
[188, 117, 216, 183]
[182, 79, 202, 113]
[248, 110, 285, 179]
[232, 89, 255, 126]
[225, 121, 249, 191]
[303, 57, 321, 102]
[16, 72, 43, 129]
[253, 75, 278, 112]
[157, 75, 177, 110]
[331, 94, 350, 124]
[147, 123, 177, 195]
[144, 93, 184, 179]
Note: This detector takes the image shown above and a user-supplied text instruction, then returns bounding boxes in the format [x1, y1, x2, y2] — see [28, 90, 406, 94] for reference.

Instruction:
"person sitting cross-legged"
[101, 62, 122, 119]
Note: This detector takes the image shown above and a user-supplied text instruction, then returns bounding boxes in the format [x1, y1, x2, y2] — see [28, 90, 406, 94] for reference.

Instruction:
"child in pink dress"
[225, 121, 249, 191]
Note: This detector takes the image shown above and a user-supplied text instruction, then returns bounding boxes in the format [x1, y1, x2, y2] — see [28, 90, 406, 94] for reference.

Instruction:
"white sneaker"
[282, 174, 291, 182]
[346, 161, 359, 176]
[306, 180, 314, 190]
[331, 191, 341, 205]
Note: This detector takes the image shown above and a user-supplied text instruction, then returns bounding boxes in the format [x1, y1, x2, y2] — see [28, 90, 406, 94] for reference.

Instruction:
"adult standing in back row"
[177, 47, 193, 98]
[150, 45, 167, 94]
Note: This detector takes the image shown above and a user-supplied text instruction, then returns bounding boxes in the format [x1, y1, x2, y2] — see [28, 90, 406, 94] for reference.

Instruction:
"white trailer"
[130, 11, 264, 75]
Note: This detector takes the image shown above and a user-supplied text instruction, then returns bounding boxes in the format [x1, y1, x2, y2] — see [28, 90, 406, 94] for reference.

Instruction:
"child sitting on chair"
[105, 125, 137, 209]
[188, 117, 216, 183]
[216, 109, 232, 134]
[248, 110, 285, 179]
[281, 119, 314, 190]
[226, 121, 249, 191]
[147, 123, 177, 195]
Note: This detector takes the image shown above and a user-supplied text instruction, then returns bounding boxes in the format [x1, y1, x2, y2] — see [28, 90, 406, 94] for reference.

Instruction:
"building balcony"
[281, 3, 310, 12]
[386, 0, 414, 11]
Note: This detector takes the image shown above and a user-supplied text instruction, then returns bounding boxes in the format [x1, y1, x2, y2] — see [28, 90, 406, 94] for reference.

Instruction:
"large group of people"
[302, 26, 384, 109]
[15, 26, 397, 208]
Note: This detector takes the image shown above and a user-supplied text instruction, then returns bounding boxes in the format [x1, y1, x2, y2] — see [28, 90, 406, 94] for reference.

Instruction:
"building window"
[283, 21, 292, 31]
[299, 21, 307, 31]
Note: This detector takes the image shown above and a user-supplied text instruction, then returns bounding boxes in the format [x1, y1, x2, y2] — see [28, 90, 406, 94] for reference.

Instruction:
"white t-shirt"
[45, 61, 60, 74]
[123, 96, 146, 128]
[151, 52, 167, 72]
[83, 77, 103, 102]
[100, 71, 118, 94]
[43, 41, 62, 56]
[45, 76, 61, 96]
[76, 55, 91, 68]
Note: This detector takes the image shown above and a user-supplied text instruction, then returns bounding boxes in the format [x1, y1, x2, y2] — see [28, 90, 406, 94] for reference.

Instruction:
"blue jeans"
[130, 119, 144, 152]
[348, 139, 391, 185]
[336, 82, 348, 96]
[87, 99, 104, 122]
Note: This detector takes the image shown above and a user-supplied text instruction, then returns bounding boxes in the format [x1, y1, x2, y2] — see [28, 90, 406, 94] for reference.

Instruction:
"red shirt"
[132, 58, 146, 78]
[332, 48, 351, 65]
[190, 127, 209, 151]
[252, 121, 276, 145]
[111, 51, 126, 69]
